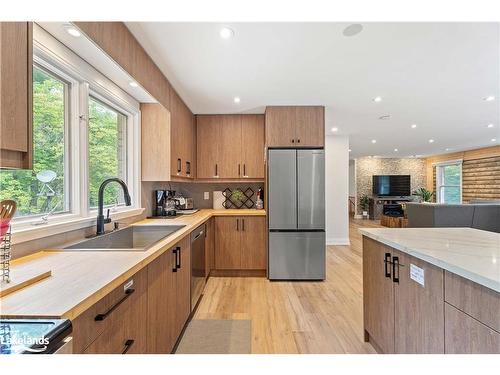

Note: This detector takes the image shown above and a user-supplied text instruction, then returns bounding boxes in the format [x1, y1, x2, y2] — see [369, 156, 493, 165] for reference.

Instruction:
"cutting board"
[0, 270, 52, 297]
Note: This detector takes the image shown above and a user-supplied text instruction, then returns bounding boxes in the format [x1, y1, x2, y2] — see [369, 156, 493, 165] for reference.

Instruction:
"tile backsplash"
[141, 181, 264, 217]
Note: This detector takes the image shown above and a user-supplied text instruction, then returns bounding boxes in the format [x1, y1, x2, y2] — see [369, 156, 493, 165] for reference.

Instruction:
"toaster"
[175, 197, 194, 210]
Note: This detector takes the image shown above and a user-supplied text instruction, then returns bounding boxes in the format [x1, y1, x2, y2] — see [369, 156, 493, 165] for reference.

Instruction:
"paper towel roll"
[213, 191, 225, 209]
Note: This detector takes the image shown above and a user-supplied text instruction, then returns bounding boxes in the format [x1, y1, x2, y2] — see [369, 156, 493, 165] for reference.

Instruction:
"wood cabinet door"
[362, 237, 395, 353]
[196, 115, 220, 178]
[445, 303, 500, 354]
[141, 103, 171, 181]
[393, 252, 444, 353]
[215, 217, 241, 269]
[175, 236, 192, 337]
[146, 248, 178, 353]
[265, 106, 296, 147]
[218, 115, 242, 178]
[240, 216, 266, 270]
[241, 115, 265, 178]
[169, 90, 185, 177]
[205, 217, 215, 276]
[295, 106, 324, 147]
[0, 22, 32, 169]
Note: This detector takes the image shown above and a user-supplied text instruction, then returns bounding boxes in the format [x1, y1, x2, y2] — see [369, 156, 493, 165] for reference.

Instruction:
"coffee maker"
[154, 190, 179, 217]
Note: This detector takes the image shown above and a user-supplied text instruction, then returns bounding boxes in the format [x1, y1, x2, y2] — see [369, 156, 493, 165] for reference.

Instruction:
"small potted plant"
[412, 188, 435, 203]
[359, 194, 370, 219]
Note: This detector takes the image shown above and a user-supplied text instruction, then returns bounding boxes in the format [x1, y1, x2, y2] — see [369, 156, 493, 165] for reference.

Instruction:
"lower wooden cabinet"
[445, 302, 500, 354]
[215, 216, 266, 270]
[363, 237, 444, 353]
[73, 267, 148, 354]
[147, 236, 191, 353]
[205, 217, 215, 276]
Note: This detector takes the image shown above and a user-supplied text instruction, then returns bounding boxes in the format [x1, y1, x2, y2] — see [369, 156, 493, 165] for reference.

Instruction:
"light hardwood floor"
[194, 218, 381, 353]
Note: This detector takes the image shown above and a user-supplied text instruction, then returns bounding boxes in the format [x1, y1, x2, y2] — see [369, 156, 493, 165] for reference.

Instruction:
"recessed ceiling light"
[129, 81, 138, 88]
[371, 139, 377, 144]
[445, 148, 451, 151]
[428, 139, 435, 143]
[331, 127, 338, 132]
[487, 123, 494, 128]
[219, 27, 234, 39]
[233, 96, 241, 104]
[373, 96, 382, 102]
[394, 148, 398, 152]
[343, 24, 363, 37]
[492, 138, 497, 142]
[411, 124, 417, 129]
[66, 27, 81, 37]
[484, 96, 495, 102]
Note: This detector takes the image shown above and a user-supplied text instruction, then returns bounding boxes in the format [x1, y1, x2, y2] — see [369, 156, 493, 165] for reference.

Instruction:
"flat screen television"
[372, 175, 411, 196]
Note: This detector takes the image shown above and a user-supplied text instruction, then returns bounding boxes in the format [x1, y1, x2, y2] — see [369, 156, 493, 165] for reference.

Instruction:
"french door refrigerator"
[268, 149, 325, 280]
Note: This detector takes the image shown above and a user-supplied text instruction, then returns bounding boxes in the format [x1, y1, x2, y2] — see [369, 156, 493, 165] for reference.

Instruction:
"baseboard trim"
[210, 269, 266, 277]
[327, 238, 350, 246]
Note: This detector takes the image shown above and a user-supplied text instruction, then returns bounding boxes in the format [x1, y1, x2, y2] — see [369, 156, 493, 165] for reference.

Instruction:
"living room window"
[436, 161, 462, 204]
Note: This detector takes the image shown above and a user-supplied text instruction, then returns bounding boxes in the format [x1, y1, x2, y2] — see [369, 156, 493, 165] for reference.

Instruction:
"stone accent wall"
[355, 157, 427, 215]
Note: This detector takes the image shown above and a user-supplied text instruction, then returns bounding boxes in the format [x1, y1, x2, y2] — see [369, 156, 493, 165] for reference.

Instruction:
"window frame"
[435, 160, 463, 204]
[9, 28, 143, 244]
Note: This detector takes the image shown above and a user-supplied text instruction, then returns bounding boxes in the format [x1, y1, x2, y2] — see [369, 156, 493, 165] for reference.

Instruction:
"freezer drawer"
[297, 149, 325, 230]
[268, 149, 297, 229]
[268, 231, 325, 280]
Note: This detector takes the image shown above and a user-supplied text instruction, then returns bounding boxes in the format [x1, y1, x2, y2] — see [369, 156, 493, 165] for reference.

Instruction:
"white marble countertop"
[359, 227, 500, 293]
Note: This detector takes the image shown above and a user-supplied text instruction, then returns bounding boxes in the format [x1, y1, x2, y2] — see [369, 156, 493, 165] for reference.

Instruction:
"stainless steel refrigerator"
[268, 149, 325, 280]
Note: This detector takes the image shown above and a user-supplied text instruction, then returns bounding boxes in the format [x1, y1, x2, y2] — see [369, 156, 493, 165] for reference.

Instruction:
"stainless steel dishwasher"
[190, 224, 206, 310]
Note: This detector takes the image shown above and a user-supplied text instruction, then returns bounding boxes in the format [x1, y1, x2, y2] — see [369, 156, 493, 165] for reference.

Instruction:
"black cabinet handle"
[384, 252, 392, 278]
[186, 161, 191, 176]
[172, 248, 178, 272]
[291, 139, 295, 143]
[392, 256, 400, 283]
[243, 164, 246, 177]
[236, 218, 239, 231]
[242, 218, 245, 231]
[238, 164, 241, 177]
[176, 246, 181, 269]
[297, 139, 301, 143]
[215, 163, 218, 177]
[95, 288, 135, 321]
[177, 158, 181, 174]
[122, 339, 135, 354]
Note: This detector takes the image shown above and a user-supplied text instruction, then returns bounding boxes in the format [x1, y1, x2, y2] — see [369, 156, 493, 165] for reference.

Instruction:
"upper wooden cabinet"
[141, 103, 171, 181]
[0, 22, 33, 169]
[170, 90, 195, 179]
[265, 106, 324, 148]
[196, 114, 265, 180]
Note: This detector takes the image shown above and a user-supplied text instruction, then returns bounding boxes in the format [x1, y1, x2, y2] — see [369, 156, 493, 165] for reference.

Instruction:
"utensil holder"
[0, 225, 12, 283]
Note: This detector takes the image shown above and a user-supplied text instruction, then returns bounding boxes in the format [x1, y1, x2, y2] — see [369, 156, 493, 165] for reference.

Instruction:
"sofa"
[406, 202, 500, 233]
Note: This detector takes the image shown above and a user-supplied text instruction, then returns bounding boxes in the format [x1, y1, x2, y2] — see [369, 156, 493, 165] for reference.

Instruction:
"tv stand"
[368, 196, 413, 220]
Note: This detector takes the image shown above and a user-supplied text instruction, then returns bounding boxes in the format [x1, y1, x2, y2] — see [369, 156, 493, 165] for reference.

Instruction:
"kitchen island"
[360, 227, 500, 354]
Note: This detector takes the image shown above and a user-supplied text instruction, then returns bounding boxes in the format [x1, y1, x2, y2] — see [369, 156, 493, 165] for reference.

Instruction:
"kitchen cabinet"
[265, 106, 324, 148]
[215, 216, 266, 270]
[363, 237, 444, 353]
[141, 103, 171, 181]
[0, 22, 33, 169]
[170, 90, 195, 179]
[73, 267, 148, 354]
[147, 236, 191, 353]
[205, 217, 215, 276]
[196, 114, 265, 180]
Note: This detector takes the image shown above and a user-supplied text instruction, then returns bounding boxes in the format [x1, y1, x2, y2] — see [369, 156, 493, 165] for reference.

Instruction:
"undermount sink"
[62, 225, 185, 251]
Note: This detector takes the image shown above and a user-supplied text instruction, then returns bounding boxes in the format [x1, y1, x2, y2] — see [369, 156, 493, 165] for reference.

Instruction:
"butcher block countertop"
[0, 209, 266, 320]
[359, 227, 500, 293]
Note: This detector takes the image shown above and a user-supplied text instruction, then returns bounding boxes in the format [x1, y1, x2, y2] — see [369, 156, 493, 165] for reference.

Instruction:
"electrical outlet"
[204, 192, 210, 200]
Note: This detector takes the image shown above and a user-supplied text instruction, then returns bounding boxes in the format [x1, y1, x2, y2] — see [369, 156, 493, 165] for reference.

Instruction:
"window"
[0, 65, 70, 218]
[436, 161, 462, 204]
[0, 31, 141, 239]
[88, 96, 128, 209]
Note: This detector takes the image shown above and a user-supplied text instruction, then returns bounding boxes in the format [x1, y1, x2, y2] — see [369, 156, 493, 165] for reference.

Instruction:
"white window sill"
[10, 208, 145, 245]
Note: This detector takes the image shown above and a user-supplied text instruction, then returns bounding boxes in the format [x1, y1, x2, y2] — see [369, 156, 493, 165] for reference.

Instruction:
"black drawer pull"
[186, 161, 191, 176]
[122, 339, 135, 354]
[95, 288, 135, 321]
[384, 252, 392, 278]
[172, 248, 178, 272]
[392, 256, 400, 283]
[176, 246, 181, 269]
[177, 158, 181, 174]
